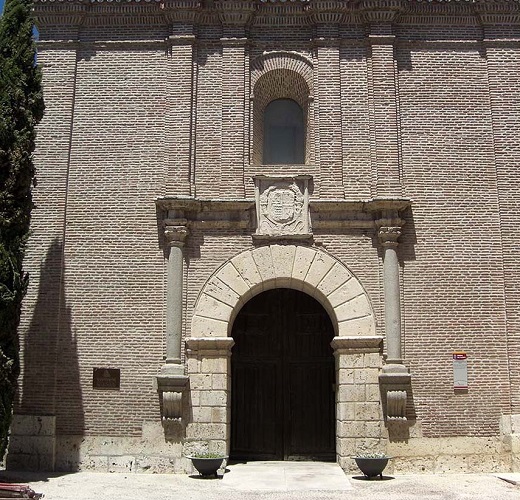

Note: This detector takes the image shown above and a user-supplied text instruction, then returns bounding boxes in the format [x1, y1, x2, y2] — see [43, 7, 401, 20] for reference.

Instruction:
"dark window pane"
[263, 99, 305, 164]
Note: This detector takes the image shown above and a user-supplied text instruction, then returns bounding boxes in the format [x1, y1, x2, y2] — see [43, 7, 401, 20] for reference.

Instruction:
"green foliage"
[189, 452, 226, 459]
[355, 451, 388, 459]
[0, 0, 44, 459]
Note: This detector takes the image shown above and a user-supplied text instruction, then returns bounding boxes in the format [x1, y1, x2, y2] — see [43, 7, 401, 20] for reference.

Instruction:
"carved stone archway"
[191, 244, 376, 338]
[185, 245, 385, 470]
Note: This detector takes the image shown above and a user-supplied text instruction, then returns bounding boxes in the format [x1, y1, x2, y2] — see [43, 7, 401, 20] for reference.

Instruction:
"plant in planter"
[353, 452, 391, 479]
[186, 452, 227, 478]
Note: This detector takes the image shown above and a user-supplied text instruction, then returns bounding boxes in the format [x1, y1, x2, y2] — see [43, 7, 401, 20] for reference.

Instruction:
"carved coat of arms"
[254, 176, 311, 237]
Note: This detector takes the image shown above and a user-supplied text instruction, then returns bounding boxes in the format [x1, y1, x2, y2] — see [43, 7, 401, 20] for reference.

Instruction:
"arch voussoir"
[251, 246, 276, 283]
[217, 262, 250, 298]
[327, 278, 365, 309]
[291, 245, 316, 284]
[191, 245, 376, 338]
[305, 252, 337, 288]
[317, 262, 352, 297]
[203, 275, 241, 308]
[230, 251, 263, 290]
[337, 315, 376, 337]
[270, 244, 297, 286]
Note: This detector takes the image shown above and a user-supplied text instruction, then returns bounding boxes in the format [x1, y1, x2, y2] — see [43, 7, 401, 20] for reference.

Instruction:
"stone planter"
[187, 456, 227, 477]
[354, 457, 390, 479]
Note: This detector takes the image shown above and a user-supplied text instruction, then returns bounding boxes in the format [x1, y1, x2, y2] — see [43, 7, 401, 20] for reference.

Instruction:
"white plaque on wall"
[453, 351, 468, 390]
[254, 175, 311, 239]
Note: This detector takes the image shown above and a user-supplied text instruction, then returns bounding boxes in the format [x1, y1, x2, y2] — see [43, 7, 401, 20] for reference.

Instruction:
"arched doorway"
[230, 288, 335, 461]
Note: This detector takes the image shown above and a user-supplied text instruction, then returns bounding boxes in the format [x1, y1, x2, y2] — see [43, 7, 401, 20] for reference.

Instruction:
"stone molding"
[331, 335, 384, 353]
[386, 390, 407, 420]
[185, 337, 235, 356]
[191, 245, 377, 338]
[379, 369, 412, 421]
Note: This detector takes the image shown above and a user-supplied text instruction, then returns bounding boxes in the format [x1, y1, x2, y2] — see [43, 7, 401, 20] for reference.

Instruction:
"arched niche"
[250, 52, 314, 165]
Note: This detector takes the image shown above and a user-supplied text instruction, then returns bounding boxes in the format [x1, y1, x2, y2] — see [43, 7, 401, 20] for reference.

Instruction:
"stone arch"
[191, 245, 376, 338]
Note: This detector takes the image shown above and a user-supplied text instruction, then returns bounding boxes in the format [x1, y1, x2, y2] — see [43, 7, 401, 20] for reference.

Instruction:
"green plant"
[0, 0, 44, 459]
[190, 452, 225, 459]
[355, 451, 388, 459]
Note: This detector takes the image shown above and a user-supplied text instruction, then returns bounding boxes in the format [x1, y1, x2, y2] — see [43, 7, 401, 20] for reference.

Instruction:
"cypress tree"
[0, 0, 44, 459]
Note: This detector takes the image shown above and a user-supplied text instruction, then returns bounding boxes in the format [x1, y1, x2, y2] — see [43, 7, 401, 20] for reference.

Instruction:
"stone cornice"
[32, 0, 520, 27]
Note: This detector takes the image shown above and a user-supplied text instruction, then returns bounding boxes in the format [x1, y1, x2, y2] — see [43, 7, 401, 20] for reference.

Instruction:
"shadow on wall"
[8, 238, 84, 473]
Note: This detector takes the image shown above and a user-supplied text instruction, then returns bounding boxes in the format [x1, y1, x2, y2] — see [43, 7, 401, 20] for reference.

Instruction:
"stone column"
[378, 222, 403, 365]
[163, 221, 189, 373]
[377, 216, 410, 420]
[156, 220, 189, 420]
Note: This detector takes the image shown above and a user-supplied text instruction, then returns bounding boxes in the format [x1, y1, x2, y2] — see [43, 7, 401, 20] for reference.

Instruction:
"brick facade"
[8, 0, 520, 473]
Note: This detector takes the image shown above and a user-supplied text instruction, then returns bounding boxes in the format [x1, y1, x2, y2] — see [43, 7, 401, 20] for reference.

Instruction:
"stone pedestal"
[184, 337, 234, 458]
[7, 415, 56, 471]
[332, 336, 384, 471]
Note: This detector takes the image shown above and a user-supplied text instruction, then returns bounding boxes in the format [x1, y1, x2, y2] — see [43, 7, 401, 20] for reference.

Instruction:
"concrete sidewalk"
[0, 463, 519, 500]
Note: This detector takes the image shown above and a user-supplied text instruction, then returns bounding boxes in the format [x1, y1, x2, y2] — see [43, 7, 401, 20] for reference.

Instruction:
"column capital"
[376, 217, 404, 247]
[164, 219, 189, 247]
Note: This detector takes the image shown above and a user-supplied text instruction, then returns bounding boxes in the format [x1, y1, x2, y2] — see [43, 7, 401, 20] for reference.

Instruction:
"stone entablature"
[156, 195, 411, 234]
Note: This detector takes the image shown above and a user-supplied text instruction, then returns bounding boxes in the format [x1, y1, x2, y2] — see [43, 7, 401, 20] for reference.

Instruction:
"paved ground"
[1, 462, 519, 500]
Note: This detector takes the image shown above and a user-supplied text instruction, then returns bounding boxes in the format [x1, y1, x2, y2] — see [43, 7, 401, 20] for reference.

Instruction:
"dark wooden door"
[231, 288, 335, 461]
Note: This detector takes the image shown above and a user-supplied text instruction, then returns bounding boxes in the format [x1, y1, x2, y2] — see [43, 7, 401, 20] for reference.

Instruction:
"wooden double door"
[230, 288, 336, 461]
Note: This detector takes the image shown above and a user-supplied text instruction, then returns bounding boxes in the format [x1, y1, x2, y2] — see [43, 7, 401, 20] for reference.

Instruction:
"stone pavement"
[1, 462, 519, 500]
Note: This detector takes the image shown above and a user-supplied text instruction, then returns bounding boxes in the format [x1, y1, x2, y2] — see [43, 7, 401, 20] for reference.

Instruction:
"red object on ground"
[0, 483, 43, 499]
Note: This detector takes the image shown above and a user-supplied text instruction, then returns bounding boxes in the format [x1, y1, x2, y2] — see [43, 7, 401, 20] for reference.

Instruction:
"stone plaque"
[254, 175, 311, 238]
[93, 368, 120, 390]
[453, 352, 468, 390]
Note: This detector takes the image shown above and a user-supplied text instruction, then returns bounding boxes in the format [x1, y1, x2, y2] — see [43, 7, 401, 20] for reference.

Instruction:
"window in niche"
[263, 99, 305, 165]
